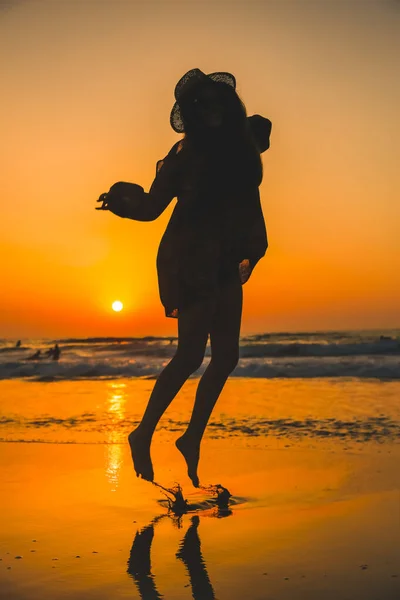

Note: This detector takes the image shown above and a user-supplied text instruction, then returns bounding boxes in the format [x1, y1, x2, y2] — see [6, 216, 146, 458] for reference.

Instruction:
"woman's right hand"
[95, 184, 129, 216]
[95, 183, 137, 218]
[95, 192, 110, 210]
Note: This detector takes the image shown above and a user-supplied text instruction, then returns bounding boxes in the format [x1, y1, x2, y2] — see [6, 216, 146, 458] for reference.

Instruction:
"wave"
[240, 339, 400, 358]
[67, 339, 400, 358]
[1, 339, 398, 359]
[0, 355, 399, 381]
[0, 360, 160, 381]
[0, 346, 31, 353]
[235, 358, 400, 380]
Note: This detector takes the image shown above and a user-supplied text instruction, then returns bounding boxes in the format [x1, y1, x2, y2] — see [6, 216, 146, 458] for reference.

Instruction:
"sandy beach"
[1, 377, 399, 599]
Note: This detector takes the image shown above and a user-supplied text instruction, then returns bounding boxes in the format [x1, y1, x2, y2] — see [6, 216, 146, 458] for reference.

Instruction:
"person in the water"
[51, 343, 61, 361]
[97, 68, 271, 486]
[26, 350, 42, 361]
[44, 344, 61, 361]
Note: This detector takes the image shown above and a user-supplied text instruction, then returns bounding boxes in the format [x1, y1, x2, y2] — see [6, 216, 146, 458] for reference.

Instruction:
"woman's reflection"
[127, 517, 164, 600]
[176, 515, 215, 600]
[127, 510, 231, 599]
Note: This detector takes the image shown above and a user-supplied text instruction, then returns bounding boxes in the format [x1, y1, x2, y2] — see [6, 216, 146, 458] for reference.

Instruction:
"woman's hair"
[179, 81, 263, 190]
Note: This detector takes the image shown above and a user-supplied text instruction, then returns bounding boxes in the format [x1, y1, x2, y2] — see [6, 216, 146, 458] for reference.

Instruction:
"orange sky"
[1, 0, 399, 338]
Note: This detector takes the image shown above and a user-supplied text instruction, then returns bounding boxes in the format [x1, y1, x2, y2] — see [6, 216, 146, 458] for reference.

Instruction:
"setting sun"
[112, 300, 123, 312]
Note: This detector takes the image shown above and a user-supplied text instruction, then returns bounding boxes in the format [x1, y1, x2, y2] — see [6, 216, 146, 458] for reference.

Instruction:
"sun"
[112, 300, 123, 312]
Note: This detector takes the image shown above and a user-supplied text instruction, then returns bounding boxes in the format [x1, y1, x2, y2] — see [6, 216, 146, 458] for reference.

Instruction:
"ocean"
[1, 329, 399, 382]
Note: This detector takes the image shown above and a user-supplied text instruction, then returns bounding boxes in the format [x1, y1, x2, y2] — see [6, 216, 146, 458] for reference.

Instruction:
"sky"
[0, 0, 399, 338]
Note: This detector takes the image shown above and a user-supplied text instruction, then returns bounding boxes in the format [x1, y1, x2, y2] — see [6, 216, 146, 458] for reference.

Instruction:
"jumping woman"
[96, 68, 271, 487]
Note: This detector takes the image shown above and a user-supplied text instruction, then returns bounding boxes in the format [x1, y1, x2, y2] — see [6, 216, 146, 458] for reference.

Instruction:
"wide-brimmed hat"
[170, 68, 236, 133]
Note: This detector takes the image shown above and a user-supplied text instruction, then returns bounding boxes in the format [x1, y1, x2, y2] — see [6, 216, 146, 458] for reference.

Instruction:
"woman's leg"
[176, 274, 243, 487]
[129, 299, 212, 481]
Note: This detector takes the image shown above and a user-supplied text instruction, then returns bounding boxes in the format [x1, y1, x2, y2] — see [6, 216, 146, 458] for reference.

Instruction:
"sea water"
[0, 330, 399, 447]
[1, 329, 399, 381]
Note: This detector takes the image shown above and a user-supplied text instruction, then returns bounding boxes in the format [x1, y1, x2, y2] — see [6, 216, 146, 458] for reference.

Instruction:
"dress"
[106, 114, 271, 318]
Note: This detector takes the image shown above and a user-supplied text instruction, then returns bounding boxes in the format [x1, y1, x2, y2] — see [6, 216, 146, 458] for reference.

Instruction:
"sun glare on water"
[112, 300, 123, 312]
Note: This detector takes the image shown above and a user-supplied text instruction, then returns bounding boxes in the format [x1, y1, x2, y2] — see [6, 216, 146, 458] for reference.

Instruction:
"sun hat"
[170, 68, 236, 133]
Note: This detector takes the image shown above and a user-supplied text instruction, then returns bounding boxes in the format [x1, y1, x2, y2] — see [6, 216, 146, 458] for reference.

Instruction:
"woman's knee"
[173, 347, 205, 375]
[211, 350, 239, 375]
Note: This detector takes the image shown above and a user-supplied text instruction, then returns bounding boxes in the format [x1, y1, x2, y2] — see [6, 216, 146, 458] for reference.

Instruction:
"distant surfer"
[52, 344, 61, 361]
[97, 68, 271, 486]
[26, 350, 42, 361]
[45, 344, 61, 360]
[15, 340, 21, 348]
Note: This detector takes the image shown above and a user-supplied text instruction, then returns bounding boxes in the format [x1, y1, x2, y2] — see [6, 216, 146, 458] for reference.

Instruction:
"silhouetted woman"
[96, 68, 271, 486]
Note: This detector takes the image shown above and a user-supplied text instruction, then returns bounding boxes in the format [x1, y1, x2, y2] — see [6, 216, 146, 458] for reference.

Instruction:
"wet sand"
[1, 438, 399, 599]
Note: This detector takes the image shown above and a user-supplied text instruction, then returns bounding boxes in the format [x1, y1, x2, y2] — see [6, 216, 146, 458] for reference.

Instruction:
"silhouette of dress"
[105, 115, 271, 318]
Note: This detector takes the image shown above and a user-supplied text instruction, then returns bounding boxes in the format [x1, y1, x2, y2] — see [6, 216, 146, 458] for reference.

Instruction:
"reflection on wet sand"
[176, 515, 215, 600]
[127, 510, 232, 600]
[127, 518, 164, 600]
[105, 383, 126, 491]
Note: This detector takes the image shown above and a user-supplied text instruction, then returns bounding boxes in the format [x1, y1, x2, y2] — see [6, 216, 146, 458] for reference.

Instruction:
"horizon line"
[1, 326, 399, 342]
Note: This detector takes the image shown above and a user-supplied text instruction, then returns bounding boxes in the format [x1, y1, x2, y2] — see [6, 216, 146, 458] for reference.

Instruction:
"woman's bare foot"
[128, 428, 154, 482]
[175, 433, 200, 487]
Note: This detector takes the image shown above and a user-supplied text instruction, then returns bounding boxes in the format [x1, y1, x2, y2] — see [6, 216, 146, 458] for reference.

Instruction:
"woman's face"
[195, 84, 224, 127]
[184, 82, 225, 129]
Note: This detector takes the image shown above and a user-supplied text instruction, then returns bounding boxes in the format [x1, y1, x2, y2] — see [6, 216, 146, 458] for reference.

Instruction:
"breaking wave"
[0, 331, 399, 381]
[0, 356, 399, 381]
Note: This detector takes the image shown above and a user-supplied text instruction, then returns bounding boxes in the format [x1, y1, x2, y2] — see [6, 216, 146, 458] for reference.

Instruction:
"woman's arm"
[239, 189, 268, 284]
[96, 141, 182, 222]
[237, 116, 271, 283]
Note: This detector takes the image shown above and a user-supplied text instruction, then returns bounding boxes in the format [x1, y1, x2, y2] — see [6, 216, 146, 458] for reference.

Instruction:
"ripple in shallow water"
[1, 413, 399, 443]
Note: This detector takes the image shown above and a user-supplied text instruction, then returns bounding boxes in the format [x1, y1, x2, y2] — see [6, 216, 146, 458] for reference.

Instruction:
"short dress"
[106, 114, 271, 318]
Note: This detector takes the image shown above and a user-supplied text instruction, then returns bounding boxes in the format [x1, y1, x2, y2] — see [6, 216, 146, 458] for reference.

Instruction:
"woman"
[96, 68, 271, 487]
